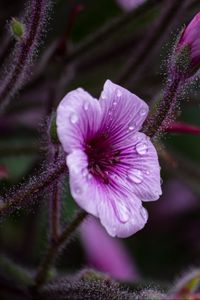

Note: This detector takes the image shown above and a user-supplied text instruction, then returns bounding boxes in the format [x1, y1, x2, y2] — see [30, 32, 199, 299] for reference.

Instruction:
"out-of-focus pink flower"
[176, 12, 200, 75]
[80, 216, 139, 281]
[154, 179, 197, 219]
[116, 0, 146, 11]
[57, 80, 161, 238]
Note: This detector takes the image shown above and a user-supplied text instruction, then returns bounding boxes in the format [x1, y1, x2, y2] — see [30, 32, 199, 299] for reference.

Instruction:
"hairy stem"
[0, 0, 51, 112]
[34, 210, 87, 288]
[143, 77, 180, 137]
[0, 159, 67, 218]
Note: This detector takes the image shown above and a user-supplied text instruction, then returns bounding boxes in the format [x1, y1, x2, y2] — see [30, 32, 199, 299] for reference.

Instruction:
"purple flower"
[116, 0, 146, 11]
[56, 80, 162, 238]
[176, 12, 200, 75]
[80, 216, 139, 281]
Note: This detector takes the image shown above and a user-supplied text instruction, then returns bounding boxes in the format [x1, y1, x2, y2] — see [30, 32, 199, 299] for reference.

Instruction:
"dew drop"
[116, 89, 122, 97]
[113, 100, 117, 106]
[82, 168, 88, 177]
[70, 113, 78, 124]
[139, 108, 147, 116]
[128, 123, 135, 131]
[146, 170, 150, 175]
[87, 173, 92, 180]
[115, 202, 130, 223]
[83, 101, 89, 111]
[136, 142, 148, 155]
[140, 207, 148, 221]
[101, 92, 106, 99]
[128, 169, 143, 184]
[74, 186, 82, 194]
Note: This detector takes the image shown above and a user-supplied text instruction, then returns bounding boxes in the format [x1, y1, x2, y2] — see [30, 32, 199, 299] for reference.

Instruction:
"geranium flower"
[57, 80, 161, 238]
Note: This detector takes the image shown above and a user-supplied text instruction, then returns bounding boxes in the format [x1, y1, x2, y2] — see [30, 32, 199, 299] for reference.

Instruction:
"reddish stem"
[166, 122, 200, 135]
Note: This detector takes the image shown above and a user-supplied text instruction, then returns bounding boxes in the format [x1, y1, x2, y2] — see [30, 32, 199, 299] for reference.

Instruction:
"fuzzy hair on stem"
[0, 0, 52, 112]
[0, 158, 66, 219]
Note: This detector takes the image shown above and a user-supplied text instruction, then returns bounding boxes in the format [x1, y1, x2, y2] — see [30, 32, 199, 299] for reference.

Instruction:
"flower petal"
[57, 88, 102, 153]
[124, 132, 162, 201]
[67, 150, 148, 238]
[67, 149, 99, 216]
[98, 191, 148, 238]
[99, 80, 149, 142]
[80, 216, 139, 280]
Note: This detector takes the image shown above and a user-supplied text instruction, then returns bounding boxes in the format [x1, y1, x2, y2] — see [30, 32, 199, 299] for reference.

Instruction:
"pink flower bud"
[176, 12, 200, 76]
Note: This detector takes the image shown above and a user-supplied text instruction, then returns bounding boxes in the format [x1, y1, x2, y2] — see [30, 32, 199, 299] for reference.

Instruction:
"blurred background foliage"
[0, 0, 200, 294]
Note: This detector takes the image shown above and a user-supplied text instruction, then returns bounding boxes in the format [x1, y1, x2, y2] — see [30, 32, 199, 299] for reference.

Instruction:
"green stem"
[0, 255, 33, 286]
[49, 146, 61, 244]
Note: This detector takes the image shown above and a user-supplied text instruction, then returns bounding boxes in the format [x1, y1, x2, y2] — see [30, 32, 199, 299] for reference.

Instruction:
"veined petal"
[67, 150, 99, 216]
[99, 80, 149, 143]
[98, 190, 148, 238]
[67, 150, 148, 238]
[57, 88, 102, 153]
[123, 132, 162, 201]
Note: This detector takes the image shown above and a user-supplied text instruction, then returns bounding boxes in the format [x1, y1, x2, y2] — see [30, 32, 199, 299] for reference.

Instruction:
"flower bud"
[176, 12, 200, 77]
[10, 17, 25, 39]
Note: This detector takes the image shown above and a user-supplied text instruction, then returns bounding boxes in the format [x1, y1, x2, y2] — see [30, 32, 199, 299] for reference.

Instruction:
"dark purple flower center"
[85, 133, 120, 184]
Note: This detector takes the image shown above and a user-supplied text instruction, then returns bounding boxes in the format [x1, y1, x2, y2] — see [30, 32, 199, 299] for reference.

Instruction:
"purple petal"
[99, 80, 149, 144]
[118, 132, 162, 201]
[67, 150, 98, 216]
[80, 216, 139, 281]
[97, 190, 148, 238]
[67, 150, 148, 238]
[57, 88, 102, 153]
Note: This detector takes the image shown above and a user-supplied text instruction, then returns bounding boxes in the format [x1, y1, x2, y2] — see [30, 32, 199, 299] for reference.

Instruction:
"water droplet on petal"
[82, 168, 88, 177]
[128, 169, 143, 184]
[70, 113, 78, 124]
[146, 170, 150, 175]
[128, 123, 135, 131]
[114, 201, 130, 223]
[83, 101, 89, 111]
[101, 92, 106, 99]
[113, 100, 117, 106]
[74, 186, 82, 194]
[136, 142, 148, 155]
[116, 89, 122, 97]
[87, 173, 92, 180]
[140, 207, 148, 221]
[139, 108, 148, 117]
